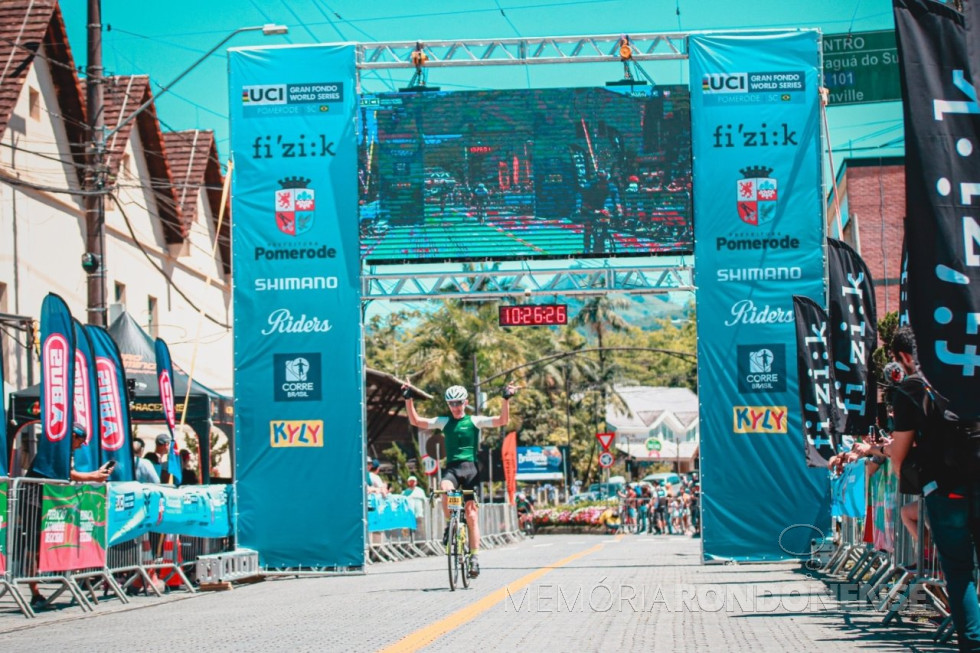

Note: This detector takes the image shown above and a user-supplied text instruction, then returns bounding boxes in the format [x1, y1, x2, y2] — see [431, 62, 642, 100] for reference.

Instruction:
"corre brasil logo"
[273, 353, 322, 402]
[270, 420, 324, 447]
[737, 344, 786, 393]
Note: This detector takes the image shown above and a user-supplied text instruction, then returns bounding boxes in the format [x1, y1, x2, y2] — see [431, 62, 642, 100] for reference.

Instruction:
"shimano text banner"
[691, 31, 830, 561]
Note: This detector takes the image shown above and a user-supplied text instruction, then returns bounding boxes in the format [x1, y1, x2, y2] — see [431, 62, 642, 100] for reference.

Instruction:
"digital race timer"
[498, 304, 568, 327]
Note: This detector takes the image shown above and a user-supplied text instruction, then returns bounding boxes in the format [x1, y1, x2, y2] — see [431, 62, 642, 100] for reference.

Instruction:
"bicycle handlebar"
[431, 489, 477, 496]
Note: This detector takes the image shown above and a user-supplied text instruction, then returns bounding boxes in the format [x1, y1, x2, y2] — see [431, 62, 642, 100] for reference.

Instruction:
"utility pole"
[84, 0, 106, 326]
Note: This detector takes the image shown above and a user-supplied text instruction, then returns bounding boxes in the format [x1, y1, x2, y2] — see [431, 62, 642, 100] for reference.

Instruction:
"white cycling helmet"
[444, 385, 468, 402]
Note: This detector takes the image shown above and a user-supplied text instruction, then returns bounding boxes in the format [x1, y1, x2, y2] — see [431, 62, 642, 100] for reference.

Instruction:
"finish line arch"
[228, 29, 828, 567]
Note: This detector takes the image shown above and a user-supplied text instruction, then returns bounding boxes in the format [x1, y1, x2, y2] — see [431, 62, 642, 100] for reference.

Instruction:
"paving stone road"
[0, 533, 957, 652]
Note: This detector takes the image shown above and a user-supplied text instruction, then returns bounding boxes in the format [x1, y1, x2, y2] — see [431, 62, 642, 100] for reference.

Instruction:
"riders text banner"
[690, 31, 830, 561]
[229, 45, 364, 567]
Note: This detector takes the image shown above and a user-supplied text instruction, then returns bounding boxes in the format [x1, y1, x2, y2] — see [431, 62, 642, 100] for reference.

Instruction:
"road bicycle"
[435, 489, 476, 591]
[520, 510, 535, 539]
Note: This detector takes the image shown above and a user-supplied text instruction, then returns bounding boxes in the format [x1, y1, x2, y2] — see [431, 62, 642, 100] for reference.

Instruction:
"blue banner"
[367, 494, 417, 532]
[72, 320, 99, 473]
[107, 482, 234, 546]
[34, 293, 75, 480]
[86, 326, 134, 482]
[230, 44, 364, 567]
[831, 459, 866, 519]
[691, 32, 830, 561]
[516, 446, 566, 480]
[154, 338, 182, 484]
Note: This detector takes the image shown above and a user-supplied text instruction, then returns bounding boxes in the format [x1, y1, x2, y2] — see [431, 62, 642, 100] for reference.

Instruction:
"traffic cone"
[164, 535, 184, 588]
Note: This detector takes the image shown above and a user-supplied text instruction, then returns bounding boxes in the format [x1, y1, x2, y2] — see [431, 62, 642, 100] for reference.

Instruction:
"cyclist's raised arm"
[402, 385, 430, 428]
[488, 383, 517, 428]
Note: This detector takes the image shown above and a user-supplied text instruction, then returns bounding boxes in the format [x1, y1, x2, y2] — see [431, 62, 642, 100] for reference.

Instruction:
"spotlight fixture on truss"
[399, 42, 441, 92]
[605, 35, 656, 88]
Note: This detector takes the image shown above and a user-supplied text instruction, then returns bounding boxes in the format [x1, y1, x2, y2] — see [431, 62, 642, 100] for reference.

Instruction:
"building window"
[147, 295, 158, 338]
[28, 87, 40, 121]
[114, 282, 126, 305]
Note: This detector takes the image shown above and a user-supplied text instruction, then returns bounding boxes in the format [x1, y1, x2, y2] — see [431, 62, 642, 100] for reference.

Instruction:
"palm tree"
[571, 295, 632, 484]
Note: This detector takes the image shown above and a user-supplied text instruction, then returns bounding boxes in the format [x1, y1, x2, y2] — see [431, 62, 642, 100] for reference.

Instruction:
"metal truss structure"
[356, 32, 689, 70]
[361, 263, 694, 302]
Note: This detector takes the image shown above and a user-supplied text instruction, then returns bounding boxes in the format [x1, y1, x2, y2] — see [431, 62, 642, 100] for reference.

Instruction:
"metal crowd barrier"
[818, 462, 971, 645]
[365, 496, 521, 565]
[1, 477, 233, 619]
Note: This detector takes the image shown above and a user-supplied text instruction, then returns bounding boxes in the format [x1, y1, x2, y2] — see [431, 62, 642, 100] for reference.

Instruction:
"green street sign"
[645, 438, 662, 452]
[823, 30, 901, 105]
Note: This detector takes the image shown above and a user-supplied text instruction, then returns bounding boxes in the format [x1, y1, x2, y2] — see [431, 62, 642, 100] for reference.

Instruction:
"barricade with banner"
[819, 458, 955, 643]
[3, 477, 233, 616]
[367, 494, 416, 533]
[38, 483, 107, 573]
[363, 495, 521, 565]
[107, 482, 234, 546]
[690, 30, 830, 561]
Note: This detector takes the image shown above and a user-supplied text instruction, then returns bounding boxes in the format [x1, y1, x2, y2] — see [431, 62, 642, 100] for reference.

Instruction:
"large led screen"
[358, 86, 692, 264]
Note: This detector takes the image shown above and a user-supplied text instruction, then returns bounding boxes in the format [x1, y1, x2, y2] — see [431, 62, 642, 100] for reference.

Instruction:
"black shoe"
[30, 594, 46, 610]
[469, 556, 480, 578]
[442, 526, 450, 547]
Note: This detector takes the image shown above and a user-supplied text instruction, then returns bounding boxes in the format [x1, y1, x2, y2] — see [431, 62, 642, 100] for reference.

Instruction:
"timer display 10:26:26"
[498, 304, 568, 326]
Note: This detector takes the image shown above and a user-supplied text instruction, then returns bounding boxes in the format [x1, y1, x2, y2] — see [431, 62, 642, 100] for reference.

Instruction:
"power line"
[110, 193, 231, 329]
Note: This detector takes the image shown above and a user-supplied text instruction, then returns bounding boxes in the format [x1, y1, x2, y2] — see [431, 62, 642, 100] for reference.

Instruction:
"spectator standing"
[882, 325, 980, 651]
[132, 439, 160, 484]
[144, 434, 173, 484]
[402, 475, 427, 538]
[367, 458, 387, 496]
[179, 450, 199, 486]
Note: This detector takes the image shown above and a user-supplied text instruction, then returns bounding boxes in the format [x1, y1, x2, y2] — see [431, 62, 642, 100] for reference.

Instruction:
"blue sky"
[58, 1, 904, 318]
[60, 0, 903, 164]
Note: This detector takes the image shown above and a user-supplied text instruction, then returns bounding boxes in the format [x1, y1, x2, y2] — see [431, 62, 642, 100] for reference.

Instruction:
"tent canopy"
[6, 311, 232, 482]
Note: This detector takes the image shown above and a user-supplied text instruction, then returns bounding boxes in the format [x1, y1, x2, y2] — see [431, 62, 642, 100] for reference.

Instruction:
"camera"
[883, 361, 906, 385]
[81, 252, 101, 274]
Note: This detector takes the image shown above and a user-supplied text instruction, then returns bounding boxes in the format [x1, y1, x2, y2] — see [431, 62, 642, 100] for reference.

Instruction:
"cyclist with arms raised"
[403, 383, 517, 577]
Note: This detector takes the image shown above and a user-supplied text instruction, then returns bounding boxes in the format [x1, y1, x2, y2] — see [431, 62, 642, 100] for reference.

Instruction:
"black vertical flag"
[794, 296, 844, 467]
[827, 239, 878, 435]
[894, 0, 980, 418]
[899, 231, 910, 327]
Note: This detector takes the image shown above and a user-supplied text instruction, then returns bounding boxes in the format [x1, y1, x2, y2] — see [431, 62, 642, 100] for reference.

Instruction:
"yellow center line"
[379, 542, 606, 653]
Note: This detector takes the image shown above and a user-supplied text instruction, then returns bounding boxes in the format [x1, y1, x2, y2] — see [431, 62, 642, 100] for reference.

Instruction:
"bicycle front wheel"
[448, 519, 460, 591]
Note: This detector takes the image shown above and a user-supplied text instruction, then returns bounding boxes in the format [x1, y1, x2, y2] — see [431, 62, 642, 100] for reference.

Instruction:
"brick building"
[826, 156, 906, 321]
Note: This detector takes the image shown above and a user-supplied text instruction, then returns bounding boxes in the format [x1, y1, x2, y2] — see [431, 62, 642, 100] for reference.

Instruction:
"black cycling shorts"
[442, 461, 480, 493]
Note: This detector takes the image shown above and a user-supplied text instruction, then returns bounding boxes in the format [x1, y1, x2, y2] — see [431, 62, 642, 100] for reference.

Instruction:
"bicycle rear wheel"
[459, 523, 471, 588]
[447, 519, 460, 591]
